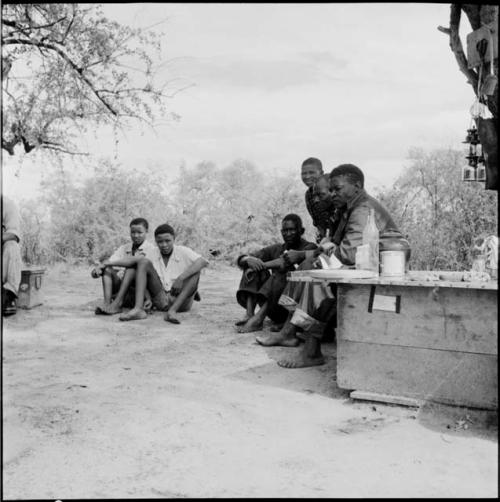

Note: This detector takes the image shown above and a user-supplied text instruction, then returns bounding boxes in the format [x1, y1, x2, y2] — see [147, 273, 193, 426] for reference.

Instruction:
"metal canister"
[379, 230, 411, 277]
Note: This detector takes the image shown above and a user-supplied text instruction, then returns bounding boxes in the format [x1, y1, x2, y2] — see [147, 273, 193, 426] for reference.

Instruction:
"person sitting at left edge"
[2, 195, 22, 316]
[235, 214, 317, 334]
[96, 223, 208, 323]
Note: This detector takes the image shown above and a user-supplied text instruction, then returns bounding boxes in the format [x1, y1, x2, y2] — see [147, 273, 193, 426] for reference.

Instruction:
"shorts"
[151, 289, 196, 313]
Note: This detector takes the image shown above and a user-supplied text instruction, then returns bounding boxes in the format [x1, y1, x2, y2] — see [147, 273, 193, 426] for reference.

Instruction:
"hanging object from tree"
[462, 123, 486, 182]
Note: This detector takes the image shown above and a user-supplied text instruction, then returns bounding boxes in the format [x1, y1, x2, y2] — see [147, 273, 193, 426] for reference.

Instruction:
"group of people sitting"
[85, 159, 403, 369]
[232, 159, 403, 369]
[3, 159, 404, 371]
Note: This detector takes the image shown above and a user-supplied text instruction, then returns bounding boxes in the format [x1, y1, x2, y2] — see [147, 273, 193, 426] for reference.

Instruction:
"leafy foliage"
[19, 148, 496, 270]
[375, 147, 498, 270]
[2, 3, 178, 156]
[19, 159, 312, 265]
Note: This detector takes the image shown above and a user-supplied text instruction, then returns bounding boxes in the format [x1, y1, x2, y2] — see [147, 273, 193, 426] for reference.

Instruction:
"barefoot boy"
[96, 223, 208, 323]
[91, 217, 155, 315]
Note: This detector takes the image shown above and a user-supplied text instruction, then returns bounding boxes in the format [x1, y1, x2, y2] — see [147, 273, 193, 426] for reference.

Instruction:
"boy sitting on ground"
[95, 223, 208, 323]
[91, 217, 155, 315]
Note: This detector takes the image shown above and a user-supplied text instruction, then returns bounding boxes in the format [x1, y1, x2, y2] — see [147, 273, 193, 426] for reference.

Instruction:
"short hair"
[154, 223, 175, 237]
[282, 213, 304, 233]
[301, 157, 323, 171]
[130, 217, 149, 230]
[329, 164, 365, 188]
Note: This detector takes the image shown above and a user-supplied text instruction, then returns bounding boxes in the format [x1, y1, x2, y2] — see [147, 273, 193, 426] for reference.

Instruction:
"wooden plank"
[287, 270, 498, 290]
[350, 390, 422, 408]
[337, 341, 498, 410]
[337, 284, 497, 355]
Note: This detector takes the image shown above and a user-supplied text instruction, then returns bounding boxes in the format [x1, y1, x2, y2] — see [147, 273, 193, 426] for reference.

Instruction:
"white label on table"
[372, 294, 398, 312]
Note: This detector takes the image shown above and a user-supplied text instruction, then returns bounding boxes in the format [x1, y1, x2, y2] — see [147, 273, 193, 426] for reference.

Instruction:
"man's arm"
[91, 255, 145, 277]
[333, 205, 370, 266]
[170, 257, 208, 295]
[2, 197, 21, 244]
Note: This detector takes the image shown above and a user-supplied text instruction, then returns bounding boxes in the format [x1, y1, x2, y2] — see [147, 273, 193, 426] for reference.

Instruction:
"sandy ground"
[2, 263, 498, 499]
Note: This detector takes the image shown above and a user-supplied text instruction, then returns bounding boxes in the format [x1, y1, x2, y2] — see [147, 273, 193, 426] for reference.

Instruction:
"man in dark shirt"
[302, 157, 335, 242]
[313, 174, 340, 239]
[273, 164, 405, 368]
[235, 214, 317, 333]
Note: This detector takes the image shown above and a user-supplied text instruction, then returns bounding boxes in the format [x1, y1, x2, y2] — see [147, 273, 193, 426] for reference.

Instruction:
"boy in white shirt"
[91, 217, 155, 315]
[97, 223, 208, 323]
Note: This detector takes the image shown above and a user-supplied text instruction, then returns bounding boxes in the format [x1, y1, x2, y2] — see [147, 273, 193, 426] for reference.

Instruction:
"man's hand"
[170, 277, 184, 296]
[319, 238, 335, 256]
[143, 290, 153, 311]
[245, 256, 266, 271]
[91, 264, 105, 278]
[284, 250, 305, 265]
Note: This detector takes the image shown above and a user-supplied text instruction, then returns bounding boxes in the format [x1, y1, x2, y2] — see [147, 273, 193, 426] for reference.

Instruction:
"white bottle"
[362, 208, 379, 275]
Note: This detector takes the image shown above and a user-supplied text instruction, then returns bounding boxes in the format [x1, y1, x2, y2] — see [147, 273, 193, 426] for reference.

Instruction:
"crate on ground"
[18, 267, 46, 309]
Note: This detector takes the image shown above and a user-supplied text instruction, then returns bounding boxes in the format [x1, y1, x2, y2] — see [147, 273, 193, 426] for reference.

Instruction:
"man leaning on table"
[256, 164, 406, 368]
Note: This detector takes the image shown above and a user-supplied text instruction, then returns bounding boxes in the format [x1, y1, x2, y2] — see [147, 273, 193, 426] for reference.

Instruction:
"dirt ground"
[2, 263, 498, 499]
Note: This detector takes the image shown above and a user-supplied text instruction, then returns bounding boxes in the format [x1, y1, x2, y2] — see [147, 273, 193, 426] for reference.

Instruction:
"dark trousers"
[236, 269, 289, 324]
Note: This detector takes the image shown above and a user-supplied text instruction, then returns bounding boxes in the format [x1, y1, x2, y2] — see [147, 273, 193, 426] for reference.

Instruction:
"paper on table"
[317, 252, 342, 270]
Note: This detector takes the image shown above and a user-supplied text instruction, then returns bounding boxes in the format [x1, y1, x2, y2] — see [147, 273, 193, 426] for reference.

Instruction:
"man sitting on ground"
[2, 196, 22, 316]
[235, 214, 316, 334]
[268, 164, 405, 367]
[91, 217, 155, 315]
[94, 223, 208, 323]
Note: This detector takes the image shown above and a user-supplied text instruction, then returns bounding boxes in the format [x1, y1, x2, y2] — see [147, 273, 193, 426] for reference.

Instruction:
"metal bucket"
[380, 250, 406, 277]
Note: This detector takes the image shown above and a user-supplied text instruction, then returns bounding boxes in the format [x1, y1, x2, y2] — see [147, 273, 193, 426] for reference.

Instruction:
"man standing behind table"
[235, 214, 317, 334]
[301, 157, 337, 242]
[2, 195, 22, 316]
[94, 223, 208, 323]
[270, 164, 405, 368]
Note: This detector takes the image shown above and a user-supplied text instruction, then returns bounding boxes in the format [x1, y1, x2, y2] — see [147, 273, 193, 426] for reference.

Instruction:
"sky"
[2, 2, 475, 200]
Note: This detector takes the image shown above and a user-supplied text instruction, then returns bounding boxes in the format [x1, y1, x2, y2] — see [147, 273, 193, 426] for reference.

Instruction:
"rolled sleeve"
[334, 205, 370, 266]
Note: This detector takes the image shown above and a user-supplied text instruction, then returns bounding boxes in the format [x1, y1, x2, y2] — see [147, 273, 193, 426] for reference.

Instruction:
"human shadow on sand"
[227, 341, 350, 401]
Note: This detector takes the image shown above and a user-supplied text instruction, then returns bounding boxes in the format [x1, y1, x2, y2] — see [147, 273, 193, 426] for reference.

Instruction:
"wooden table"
[288, 270, 498, 409]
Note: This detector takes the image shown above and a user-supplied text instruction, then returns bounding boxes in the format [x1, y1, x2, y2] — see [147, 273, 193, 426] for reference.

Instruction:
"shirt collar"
[126, 241, 146, 254]
[345, 188, 367, 211]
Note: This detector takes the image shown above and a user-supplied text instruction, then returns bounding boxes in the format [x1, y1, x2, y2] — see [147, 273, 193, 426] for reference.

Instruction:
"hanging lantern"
[462, 164, 477, 181]
[461, 123, 485, 182]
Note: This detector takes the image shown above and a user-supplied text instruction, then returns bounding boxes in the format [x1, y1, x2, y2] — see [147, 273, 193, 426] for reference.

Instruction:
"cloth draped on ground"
[2, 196, 22, 297]
[280, 189, 405, 337]
[236, 238, 317, 324]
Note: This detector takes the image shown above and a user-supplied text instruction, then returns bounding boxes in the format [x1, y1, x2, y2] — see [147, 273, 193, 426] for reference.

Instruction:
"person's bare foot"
[255, 332, 299, 347]
[164, 312, 180, 324]
[234, 315, 251, 326]
[270, 322, 284, 332]
[237, 316, 263, 333]
[119, 308, 147, 321]
[99, 303, 122, 315]
[277, 352, 325, 368]
[256, 322, 299, 346]
[277, 335, 325, 368]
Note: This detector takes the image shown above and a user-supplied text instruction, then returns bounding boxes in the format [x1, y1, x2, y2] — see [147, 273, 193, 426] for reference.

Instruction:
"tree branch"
[3, 37, 119, 116]
[438, 4, 479, 94]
